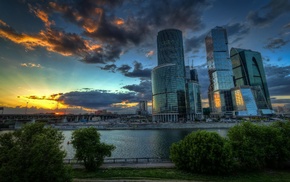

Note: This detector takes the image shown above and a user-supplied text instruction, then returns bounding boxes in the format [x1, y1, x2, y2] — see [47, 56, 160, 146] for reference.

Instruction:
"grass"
[73, 168, 290, 181]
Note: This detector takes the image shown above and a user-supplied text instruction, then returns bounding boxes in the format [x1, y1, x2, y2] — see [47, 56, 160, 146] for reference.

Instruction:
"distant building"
[152, 29, 187, 122]
[205, 27, 234, 117]
[230, 48, 272, 115]
[136, 101, 148, 115]
[185, 66, 203, 120]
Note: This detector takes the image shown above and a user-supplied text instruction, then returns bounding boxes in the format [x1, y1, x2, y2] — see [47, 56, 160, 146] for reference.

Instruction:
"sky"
[0, 0, 290, 114]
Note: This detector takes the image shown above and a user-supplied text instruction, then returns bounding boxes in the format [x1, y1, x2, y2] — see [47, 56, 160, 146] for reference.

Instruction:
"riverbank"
[52, 121, 276, 130]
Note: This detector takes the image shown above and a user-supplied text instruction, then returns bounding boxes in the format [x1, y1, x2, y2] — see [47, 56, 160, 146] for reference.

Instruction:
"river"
[62, 128, 228, 159]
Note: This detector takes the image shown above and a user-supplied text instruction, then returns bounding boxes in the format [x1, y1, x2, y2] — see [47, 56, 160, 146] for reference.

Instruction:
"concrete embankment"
[53, 121, 275, 130]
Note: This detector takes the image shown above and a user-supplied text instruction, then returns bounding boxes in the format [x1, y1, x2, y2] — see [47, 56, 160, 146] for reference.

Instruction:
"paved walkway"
[72, 162, 175, 169]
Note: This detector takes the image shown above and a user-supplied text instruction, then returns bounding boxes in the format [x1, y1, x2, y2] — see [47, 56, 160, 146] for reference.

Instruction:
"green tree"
[170, 130, 234, 175]
[227, 121, 287, 171]
[0, 122, 72, 182]
[71, 127, 115, 171]
[269, 121, 290, 168]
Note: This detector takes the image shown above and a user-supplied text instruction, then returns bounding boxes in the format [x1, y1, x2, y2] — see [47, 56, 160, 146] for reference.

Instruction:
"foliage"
[72, 168, 290, 182]
[269, 121, 290, 168]
[71, 127, 115, 171]
[227, 121, 290, 171]
[170, 130, 234, 174]
[0, 122, 72, 182]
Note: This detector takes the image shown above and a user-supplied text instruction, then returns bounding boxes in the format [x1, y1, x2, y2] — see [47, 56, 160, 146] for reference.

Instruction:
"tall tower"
[185, 66, 203, 120]
[205, 27, 234, 117]
[152, 29, 186, 122]
[230, 48, 272, 111]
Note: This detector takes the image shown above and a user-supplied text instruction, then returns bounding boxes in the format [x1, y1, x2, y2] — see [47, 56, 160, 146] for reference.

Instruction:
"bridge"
[0, 113, 127, 123]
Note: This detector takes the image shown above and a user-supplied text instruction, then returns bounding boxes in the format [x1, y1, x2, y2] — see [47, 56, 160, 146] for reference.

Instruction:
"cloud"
[283, 22, 290, 29]
[247, 0, 290, 27]
[265, 65, 290, 96]
[264, 38, 289, 50]
[122, 80, 152, 101]
[116, 64, 132, 74]
[99, 64, 117, 72]
[122, 61, 152, 79]
[20, 93, 63, 101]
[145, 50, 154, 58]
[20, 63, 42, 68]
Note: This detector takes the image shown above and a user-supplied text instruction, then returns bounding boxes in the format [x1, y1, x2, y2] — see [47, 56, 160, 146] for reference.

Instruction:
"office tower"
[185, 66, 203, 120]
[230, 48, 272, 115]
[136, 100, 148, 115]
[205, 27, 234, 117]
[231, 86, 259, 116]
[152, 29, 186, 122]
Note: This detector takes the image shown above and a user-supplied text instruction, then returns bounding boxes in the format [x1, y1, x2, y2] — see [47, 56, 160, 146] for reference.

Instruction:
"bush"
[227, 121, 289, 171]
[0, 123, 72, 182]
[71, 127, 115, 171]
[170, 130, 234, 175]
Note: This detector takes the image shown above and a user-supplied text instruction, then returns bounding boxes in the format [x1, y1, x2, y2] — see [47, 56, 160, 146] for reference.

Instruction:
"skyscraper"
[152, 29, 186, 122]
[205, 27, 234, 117]
[186, 66, 203, 120]
[230, 48, 272, 112]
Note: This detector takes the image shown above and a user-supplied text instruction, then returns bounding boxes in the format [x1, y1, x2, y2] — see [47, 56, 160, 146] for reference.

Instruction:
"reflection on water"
[62, 129, 228, 159]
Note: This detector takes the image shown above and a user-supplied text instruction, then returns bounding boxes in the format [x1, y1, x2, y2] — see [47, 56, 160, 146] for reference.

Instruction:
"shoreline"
[51, 121, 276, 130]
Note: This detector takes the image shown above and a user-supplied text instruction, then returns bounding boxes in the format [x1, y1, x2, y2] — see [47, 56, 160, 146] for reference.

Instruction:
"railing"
[64, 157, 171, 164]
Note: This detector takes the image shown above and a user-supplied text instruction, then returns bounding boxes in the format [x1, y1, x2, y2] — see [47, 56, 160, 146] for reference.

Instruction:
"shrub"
[170, 130, 234, 174]
[0, 123, 72, 182]
[71, 127, 115, 171]
[227, 121, 289, 171]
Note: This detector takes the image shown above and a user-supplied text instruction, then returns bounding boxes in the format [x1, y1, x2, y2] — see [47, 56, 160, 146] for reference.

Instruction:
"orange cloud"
[114, 18, 124, 26]
[20, 63, 42, 68]
[0, 19, 103, 57]
[145, 50, 154, 57]
[29, 5, 54, 27]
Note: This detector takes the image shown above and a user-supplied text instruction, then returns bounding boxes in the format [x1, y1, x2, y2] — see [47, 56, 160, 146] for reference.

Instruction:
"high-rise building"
[231, 86, 259, 116]
[152, 29, 186, 122]
[205, 27, 234, 117]
[136, 100, 148, 115]
[185, 66, 203, 120]
[230, 48, 272, 113]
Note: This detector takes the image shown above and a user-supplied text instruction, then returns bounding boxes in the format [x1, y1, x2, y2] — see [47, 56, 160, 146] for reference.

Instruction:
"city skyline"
[0, 0, 290, 114]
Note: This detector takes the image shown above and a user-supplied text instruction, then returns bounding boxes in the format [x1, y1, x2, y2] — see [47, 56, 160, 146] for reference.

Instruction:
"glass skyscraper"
[205, 27, 234, 116]
[230, 48, 272, 112]
[152, 29, 186, 122]
[186, 66, 203, 120]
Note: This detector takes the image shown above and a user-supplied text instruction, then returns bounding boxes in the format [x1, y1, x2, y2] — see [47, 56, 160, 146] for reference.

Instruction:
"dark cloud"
[140, 0, 211, 31]
[283, 23, 290, 29]
[99, 64, 117, 72]
[117, 64, 131, 74]
[58, 89, 138, 109]
[264, 38, 289, 50]
[123, 61, 152, 79]
[224, 23, 250, 43]
[265, 65, 290, 96]
[247, 0, 290, 27]
[122, 80, 152, 101]
[185, 34, 205, 53]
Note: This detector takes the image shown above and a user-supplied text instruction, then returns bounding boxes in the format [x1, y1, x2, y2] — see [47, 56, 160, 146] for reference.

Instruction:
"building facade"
[231, 86, 259, 116]
[152, 29, 186, 122]
[230, 48, 272, 114]
[136, 100, 148, 115]
[185, 66, 203, 120]
[205, 27, 234, 117]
